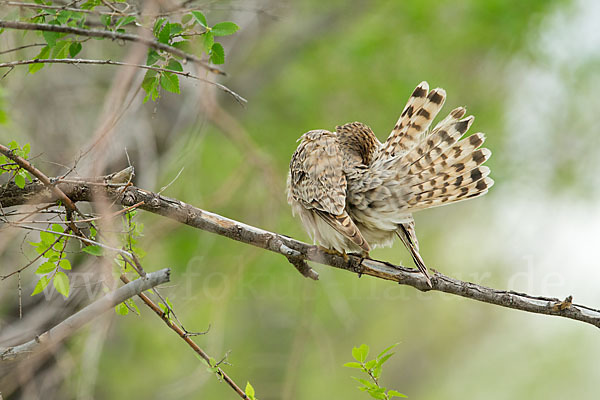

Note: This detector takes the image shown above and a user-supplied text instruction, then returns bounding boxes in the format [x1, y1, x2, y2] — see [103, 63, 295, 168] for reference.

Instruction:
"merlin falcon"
[287, 82, 493, 286]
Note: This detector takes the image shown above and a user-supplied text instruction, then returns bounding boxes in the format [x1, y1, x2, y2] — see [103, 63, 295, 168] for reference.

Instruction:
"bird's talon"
[317, 245, 348, 261]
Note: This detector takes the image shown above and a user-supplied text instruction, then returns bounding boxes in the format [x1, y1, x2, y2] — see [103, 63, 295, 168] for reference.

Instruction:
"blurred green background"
[2, 0, 600, 398]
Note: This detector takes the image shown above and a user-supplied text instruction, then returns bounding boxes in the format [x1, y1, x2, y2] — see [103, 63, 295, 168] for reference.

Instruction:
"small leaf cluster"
[344, 344, 406, 399]
[0, 141, 32, 189]
[142, 10, 239, 102]
[29, 224, 72, 298]
[115, 298, 140, 316]
[25, 2, 87, 74]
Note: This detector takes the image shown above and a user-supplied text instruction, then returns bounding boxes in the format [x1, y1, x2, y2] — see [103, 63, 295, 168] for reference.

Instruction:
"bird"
[286, 81, 493, 287]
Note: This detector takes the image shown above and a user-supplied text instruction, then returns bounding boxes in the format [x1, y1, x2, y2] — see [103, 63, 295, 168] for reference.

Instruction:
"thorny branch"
[3, 168, 600, 330]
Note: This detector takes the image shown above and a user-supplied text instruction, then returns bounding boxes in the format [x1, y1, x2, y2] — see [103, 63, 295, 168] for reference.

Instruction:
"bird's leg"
[317, 245, 349, 262]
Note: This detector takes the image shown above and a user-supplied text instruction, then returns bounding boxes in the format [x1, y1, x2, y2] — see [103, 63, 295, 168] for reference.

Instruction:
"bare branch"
[0, 268, 171, 361]
[0, 20, 224, 75]
[3, 170, 600, 329]
[0, 58, 247, 104]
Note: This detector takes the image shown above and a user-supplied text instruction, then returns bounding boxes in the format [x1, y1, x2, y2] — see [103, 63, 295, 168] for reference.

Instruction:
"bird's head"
[335, 122, 380, 166]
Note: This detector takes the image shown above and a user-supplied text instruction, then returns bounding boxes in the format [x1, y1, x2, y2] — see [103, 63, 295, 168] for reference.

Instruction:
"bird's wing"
[289, 130, 370, 252]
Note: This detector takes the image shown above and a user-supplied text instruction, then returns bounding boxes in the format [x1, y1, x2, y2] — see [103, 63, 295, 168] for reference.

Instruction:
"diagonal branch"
[0, 268, 171, 362]
[119, 274, 248, 398]
[0, 20, 224, 75]
[3, 169, 600, 330]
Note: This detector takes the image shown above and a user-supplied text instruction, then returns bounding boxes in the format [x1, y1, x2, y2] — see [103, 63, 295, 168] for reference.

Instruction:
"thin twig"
[0, 42, 46, 55]
[0, 58, 247, 104]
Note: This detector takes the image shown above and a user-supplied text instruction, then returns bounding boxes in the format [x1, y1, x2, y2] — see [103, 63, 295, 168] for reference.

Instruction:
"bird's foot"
[317, 246, 349, 262]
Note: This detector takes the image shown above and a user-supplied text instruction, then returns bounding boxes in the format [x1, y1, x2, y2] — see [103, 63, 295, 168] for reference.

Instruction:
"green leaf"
[190, 11, 207, 27]
[69, 41, 82, 57]
[365, 359, 377, 370]
[372, 365, 382, 379]
[158, 22, 171, 44]
[169, 23, 183, 35]
[80, 0, 101, 10]
[245, 382, 256, 400]
[153, 18, 167, 36]
[22, 143, 31, 156]
[36, 261, 56, 274]
[146, 49, 162, 66]
[387, 390, 407, 398]
[181, 13, 193, 25]
[126, 298, 140, 314]
[166, 59, 183, 72]
[352, 344, 370, 363]
[209, 42, 225, 64]
[367, 389, 387, 399]
[40, 230, 56, 245]
[377, 343, 399, 359]
[52, 40, 71, 59]
[14, 173, 25, 189]
[343, 362, 363, 369]
[211, 21, 239, 36]
[160, 72, 180, 94]
[82, 245, 103, 256]
[100, 14, 111, 28]
[171, 40, 190, 51]
[42, 21, 60, 47]
[54, 271, 70, 297]
[377, 353, 394, 367]
[51, 224, 64, 233]
[352, 377, 376, 389]
[31, 275, 50, 296]
[142, 75, 160, 103]
[142, 70, 159, 103]
[115, 301, 129, 315]
[115, 15, 136, 30]
[59, 258, 71, 270]
[202, 31, 214, 54]
[56, 10, 72, 25]
[29, 46, 50, 74]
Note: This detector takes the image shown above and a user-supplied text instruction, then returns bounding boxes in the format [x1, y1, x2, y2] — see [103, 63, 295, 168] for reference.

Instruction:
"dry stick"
[0, 20, 224, 75]
[3, 174, 599, 329]
[119, 274, 248, 399]
[0, 268, 171, 361]
[0, 58, 247, 104]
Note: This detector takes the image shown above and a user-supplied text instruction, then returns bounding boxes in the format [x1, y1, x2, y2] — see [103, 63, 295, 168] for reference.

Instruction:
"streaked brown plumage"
[287, 82, 493, 286]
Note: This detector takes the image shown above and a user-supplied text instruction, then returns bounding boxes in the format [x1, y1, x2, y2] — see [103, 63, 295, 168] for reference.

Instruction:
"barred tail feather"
[379, 82, 447, 158]
[406, 176, 494, 211]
